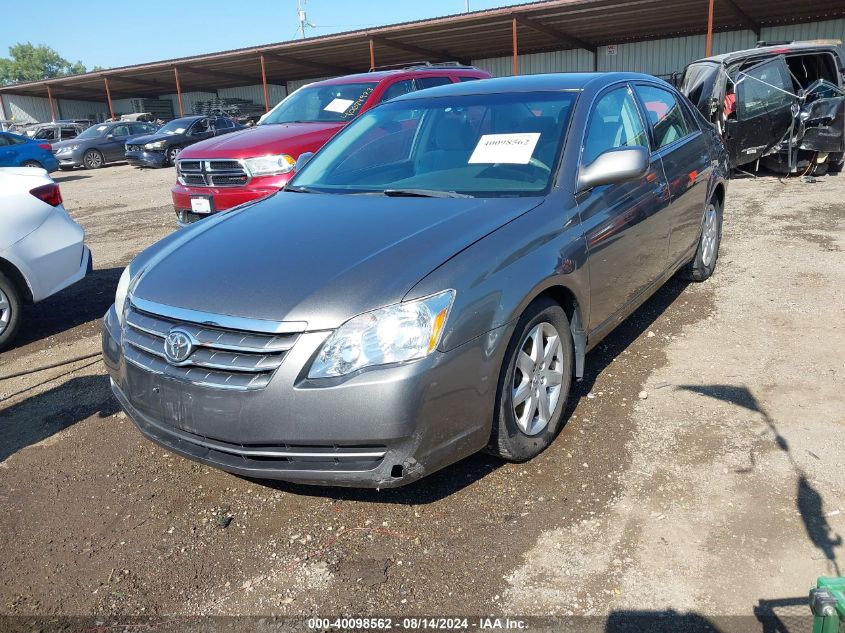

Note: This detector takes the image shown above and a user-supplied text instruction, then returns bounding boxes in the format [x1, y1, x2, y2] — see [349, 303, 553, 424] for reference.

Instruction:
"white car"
[0, 167, 91, 350]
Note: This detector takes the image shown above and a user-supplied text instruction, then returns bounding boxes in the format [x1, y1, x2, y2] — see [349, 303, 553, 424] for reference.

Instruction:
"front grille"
[177, 158, 250, 188]
[126, 144, 143, 152]
[122, 305, 298, 391]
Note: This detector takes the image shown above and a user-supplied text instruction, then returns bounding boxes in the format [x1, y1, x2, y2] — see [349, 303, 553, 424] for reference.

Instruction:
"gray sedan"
[102, 72, 728, 488]
[53, 121, 158, 169]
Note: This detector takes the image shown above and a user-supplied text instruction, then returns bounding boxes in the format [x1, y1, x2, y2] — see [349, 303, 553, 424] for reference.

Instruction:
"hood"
[179, 121, 345, 159]
[131, 131, 183, 145]
[133, 192, 543, 330]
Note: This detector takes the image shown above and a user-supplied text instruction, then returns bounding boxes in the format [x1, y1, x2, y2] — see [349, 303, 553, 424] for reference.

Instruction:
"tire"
[0, 272, 23, 351]
[486, 298, 574, 462]
[677, 197, 722, 282]
[58, 165, 74, 171]
[83, 149, 104, 169]
[21, 160, 42, 168]
[828, 153, 844, 174]
[166, 146, 181, 166]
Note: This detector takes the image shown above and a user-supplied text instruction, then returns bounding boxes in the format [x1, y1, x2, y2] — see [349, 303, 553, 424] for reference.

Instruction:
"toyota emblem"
[164, 328, 194, 364]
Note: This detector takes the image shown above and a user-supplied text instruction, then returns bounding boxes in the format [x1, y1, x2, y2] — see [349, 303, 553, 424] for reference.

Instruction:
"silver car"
[102, 72, 728, 488]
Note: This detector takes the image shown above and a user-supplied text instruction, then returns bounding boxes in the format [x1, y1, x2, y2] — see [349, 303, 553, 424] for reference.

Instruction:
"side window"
[735, 59, 794, 120]
[379, 79, 415, 103]
[635, 84, 694, 149]
[213, 118, 233, 130]
[0, 135, 8, 147]
[61, 127, 79, 140]
[193, 119, 210, 134]
[583, 86, 648, 164]
[458, 76, 481, 82]
[415, 76, 453, 90]
[111, 124, 130, 137]
[34, 128, 57, 141]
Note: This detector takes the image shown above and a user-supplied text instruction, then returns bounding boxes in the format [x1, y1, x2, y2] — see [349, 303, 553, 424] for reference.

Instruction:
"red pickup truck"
[172, 64, 491, 225]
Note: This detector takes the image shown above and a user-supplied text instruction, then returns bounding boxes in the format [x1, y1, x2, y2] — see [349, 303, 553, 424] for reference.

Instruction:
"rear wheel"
[83, 149, 104, 169]
[0, 273, 22, 351]
[678, 198, 722, 282]
[486, 298, 573, 462]
[21, 160, 42, 168]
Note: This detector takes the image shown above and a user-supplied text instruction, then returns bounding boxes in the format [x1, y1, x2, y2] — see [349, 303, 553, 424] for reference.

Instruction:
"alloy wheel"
[701, 203, 719, 267]
[0, 287, 10, 337]
[168, 147, 180, 164]
[512, 321, 565, 436]
[85, 152, 102, 168]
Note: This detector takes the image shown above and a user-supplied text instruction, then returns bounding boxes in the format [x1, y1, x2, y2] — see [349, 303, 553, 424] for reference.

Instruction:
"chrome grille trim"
[122, 302, 301, 391]
[176, 158, 251, 188]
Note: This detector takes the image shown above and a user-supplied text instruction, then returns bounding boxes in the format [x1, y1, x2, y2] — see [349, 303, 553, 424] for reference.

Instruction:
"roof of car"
[316, 65, 487, 85]
[389, 72, 668, 100]
[696, 42, 844, 65]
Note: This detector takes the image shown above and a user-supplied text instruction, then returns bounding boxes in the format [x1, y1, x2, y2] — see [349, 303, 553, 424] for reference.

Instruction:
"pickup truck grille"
[177, 158, 250, 188]
[122, 305, 298, 391]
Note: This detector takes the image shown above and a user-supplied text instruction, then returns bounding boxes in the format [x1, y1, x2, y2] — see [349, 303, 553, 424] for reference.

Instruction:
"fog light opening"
[390, 464, 404, 478]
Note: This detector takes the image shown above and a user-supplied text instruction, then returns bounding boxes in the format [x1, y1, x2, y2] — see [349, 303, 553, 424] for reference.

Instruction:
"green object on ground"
[810, 577, 845, 633]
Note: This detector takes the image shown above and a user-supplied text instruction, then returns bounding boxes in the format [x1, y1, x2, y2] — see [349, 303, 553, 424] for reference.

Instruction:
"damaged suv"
[680, 41, 845, 174]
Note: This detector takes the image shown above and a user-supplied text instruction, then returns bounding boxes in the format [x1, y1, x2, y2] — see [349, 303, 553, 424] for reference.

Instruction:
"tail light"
[38, 143, 52, 150]
[30, 183, 63, 207]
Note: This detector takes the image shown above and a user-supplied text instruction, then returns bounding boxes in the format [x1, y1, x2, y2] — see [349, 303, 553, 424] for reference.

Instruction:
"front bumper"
[171, 174, 290, 226]
[102, 304, 508, 488]
[125, 149, 167, 168]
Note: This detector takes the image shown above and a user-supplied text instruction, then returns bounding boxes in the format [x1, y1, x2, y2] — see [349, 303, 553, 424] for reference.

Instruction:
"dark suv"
[125, 115, 244, 168]
[679, 41, 845, 173]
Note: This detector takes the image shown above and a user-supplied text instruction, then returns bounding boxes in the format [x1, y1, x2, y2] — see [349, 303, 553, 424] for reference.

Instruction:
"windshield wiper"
[382, 188, 473, 199]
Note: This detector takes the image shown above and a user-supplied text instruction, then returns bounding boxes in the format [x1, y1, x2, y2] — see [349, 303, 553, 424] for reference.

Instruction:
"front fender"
[405, 196, 589, 354]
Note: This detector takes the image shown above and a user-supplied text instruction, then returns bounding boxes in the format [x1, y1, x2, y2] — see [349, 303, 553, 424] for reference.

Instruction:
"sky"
[0, 0, 536, 70]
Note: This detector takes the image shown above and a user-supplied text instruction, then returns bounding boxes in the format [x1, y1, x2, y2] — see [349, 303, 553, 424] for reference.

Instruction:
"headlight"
[57, 145, 78, 153]
[144, 141, 166, 150]
[308, 290, 455, 379]
[243, 154, 295, 177]
[114, 267, 131, 325]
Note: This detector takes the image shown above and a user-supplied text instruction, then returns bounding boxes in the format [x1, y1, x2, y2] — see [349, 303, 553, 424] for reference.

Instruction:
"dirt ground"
[0, 163, 842, 631]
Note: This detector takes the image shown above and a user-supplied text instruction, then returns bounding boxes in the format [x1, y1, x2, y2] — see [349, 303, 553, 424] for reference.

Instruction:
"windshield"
[260, 82, 378, 125]
[76, 124, 110, 140]
[158, 119, 195, 135]
[680, 62, 720, 112]
[289, 91, 577, 197]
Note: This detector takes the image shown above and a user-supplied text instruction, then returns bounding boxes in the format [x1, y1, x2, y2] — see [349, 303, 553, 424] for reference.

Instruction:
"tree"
[0, 43, 89, 85]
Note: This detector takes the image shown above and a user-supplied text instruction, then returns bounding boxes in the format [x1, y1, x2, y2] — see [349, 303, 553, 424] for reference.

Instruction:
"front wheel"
[0, 272, 23, 351]
[678, 198, 722, 282]
[21, 160, 42, 168]
[83, 149, 104, 169]
[166, 146, 181, 166]
[486, 298, 573, 462]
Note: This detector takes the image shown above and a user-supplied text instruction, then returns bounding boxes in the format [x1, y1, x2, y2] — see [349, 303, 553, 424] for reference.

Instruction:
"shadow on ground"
[0, 373, 118, 462]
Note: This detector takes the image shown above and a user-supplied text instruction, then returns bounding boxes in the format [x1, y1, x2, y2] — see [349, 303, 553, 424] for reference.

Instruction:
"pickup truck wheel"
[83, 149, 104, 169]
[678, 198, 722, 282]
[0, 273, 22, 351]
[167, 146, 181, 166]
[486, 298, 573, 462]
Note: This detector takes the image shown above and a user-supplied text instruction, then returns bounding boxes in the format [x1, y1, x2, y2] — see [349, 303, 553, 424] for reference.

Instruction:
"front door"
[727, 56, 796, 167]
[577, 85, 671, 334]
[104, 124, 131, 161]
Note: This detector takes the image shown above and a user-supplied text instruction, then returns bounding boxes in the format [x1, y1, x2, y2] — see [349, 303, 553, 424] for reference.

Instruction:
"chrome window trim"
[130, 296, 307, 334]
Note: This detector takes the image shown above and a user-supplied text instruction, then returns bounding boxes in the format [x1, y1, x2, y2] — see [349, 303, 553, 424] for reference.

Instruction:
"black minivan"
[679, 41, 845, 174]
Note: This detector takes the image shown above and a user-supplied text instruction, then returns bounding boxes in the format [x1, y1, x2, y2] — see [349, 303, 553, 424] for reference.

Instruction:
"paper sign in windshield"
[324, 98, 355, 113]
[469, 132, 541, 164]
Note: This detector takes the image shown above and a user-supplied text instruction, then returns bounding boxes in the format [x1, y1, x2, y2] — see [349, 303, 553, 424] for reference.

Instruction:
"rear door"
[728, 56, 796, 166]
[577, 84, 671, 333]
[634, 83, 711, 266]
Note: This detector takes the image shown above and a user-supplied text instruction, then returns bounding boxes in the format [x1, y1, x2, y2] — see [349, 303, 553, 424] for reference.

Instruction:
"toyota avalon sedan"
[102, 72, 728, 488]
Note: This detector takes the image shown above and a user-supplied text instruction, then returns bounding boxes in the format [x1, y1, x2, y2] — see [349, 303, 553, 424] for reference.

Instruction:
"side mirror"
[295, 152, 314, 172]
[577, 146, 649, 192]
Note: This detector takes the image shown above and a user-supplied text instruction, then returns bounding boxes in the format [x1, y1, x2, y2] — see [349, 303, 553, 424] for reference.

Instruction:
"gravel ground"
[0, 163, 842, 631]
